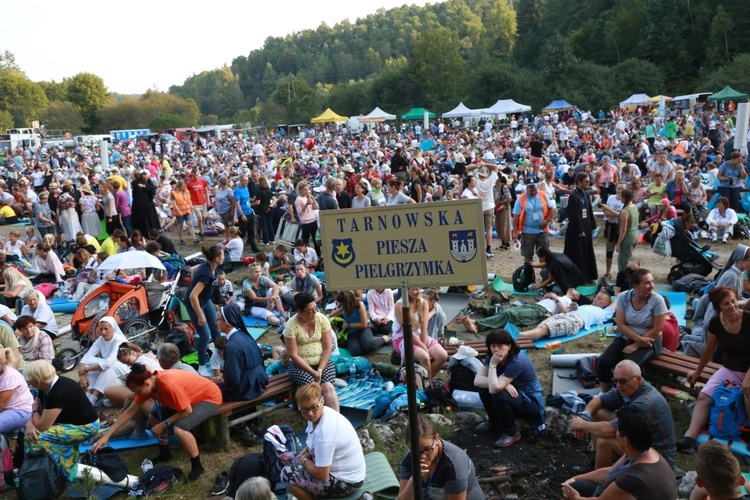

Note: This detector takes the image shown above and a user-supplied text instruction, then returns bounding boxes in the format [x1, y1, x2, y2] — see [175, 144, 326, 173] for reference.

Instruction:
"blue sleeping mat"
[659, 291, 687, 326]
[696, 433, 750, 458]
[48, 296, 80, 314]
[79, 430, 159, 452]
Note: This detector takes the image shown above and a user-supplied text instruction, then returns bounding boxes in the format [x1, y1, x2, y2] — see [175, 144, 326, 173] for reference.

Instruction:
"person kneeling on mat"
[518, 292, 614, 341]
[93, 363, 222, 482]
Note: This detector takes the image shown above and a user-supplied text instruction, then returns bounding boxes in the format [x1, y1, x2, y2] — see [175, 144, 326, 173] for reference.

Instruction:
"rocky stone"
[452, 411, 484, 426]
[427, 413, 453, 428]
[371, 423, 395, 441]
[678, 471, 697, 497]
[544, 406, 576, 439]
[358, 429, 375, 453]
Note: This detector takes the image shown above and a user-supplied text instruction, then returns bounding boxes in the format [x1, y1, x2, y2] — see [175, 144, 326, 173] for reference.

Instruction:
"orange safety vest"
[172, 190, 193, 216]
[517, 191, 550, 233]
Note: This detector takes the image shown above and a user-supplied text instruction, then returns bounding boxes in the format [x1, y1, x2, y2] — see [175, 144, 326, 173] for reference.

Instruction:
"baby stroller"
[664, 218, 723, 284]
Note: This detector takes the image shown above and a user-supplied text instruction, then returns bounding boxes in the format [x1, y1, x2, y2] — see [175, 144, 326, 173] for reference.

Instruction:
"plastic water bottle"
[349, 361, 356, 378]
[596, 321, 606, 340]
[453, 390, 483, 409]
[141, 459, 153, 474]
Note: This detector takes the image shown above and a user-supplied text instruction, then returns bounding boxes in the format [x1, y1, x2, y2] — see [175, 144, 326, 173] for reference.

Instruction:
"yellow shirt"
[85, 235, 101, 251]
[100, 237, 117, 256]
[283, 312, 331, 367]
[108, 175, 128, 190]
[0, 205, 15, 218]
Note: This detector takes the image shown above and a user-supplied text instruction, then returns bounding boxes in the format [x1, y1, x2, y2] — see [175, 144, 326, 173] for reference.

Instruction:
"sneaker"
[722, 236, 728, 243]
[210, 471, 229, 496]
[230, 425, 263, 446]
[486, 252, 495, 259]
[711, 235, 717, 242]
[494, 431, 521, 448]
[676, 436, 697, 454]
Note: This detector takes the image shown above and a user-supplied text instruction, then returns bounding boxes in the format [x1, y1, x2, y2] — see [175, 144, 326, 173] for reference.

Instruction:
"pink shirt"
[295, 195, 317, 224]
[367, 289, 394, 322]
[0, 366, 33, 412]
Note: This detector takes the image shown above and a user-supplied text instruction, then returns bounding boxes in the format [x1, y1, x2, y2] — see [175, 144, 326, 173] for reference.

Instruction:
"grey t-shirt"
[399, 440, 483, 500]
[615, 291, 668, 337]
[599, 381, 677, 467]
[387, 191, 412, 205]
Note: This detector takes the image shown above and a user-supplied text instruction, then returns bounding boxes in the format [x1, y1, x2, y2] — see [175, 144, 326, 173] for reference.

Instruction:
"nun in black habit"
[131, 170, 161, 236]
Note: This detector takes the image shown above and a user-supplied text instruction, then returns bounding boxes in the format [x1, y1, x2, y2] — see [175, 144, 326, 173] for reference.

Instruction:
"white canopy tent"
[481, 99, 531, 116]
[619, 94, 651, 108]
[442, 102, 481, 119]
[359, 107, 397, 123]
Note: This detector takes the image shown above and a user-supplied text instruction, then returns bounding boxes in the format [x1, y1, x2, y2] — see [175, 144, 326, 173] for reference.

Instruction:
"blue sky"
[2, 0, 441, 94]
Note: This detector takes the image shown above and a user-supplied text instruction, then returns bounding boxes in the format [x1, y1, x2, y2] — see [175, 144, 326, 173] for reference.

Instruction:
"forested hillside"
[2, 0, 749, 133]
[169, 0, 750, 125]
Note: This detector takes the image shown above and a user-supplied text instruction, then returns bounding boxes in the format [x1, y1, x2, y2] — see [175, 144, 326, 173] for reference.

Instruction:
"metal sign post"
[400, 280, 422, 499]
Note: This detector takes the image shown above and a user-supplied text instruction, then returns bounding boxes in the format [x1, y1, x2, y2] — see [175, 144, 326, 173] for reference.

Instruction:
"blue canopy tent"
[542, 100, 575, 113]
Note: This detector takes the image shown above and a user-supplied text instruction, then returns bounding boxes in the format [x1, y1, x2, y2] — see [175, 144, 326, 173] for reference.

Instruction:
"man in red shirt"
[186, 168, 210, 239]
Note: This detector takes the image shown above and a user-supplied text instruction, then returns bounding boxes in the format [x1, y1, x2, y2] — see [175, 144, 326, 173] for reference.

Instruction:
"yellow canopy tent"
[648, 95, 673, 103]
[310, 108, 347, 123]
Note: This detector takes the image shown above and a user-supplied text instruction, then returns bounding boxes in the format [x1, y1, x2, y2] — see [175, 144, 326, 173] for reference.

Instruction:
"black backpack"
[164, 328, 191, 357]
[263, 424, 301, 492]
[228, 453, 265, 498]
[512, 262, 535, 292]
[449, 363, 478, 393]
[16, 449, 66, 500]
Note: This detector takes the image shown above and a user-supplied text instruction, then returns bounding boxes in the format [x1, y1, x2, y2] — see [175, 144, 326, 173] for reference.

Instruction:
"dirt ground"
[1, 222, 738, 499]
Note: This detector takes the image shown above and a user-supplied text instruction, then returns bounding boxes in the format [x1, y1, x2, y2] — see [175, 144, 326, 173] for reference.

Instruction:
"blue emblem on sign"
[449, 230, 477, 263]
[331, 238, 356, 268]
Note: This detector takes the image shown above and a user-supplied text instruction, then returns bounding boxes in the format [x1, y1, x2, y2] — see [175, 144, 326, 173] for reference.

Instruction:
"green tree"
[66, 72, 108, 131]
[705, 6, 734, 65]
[97, 92, 200, 130]
[39, 101, 85, 134]
[0, 110, 13, 131]
[39, 80, 69, 102]
[270, 76, 321, 123]
[409, 28, 467, 110]
[0, 50, 20, 72]
[701, 53, 750, 95]
[611, 58, 666, 97]
[513, 0, 543, 67]
[0, 71, 48, 126]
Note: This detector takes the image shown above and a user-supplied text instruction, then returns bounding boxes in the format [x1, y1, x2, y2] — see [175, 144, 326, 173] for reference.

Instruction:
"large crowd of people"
[0, 101, 747, 497]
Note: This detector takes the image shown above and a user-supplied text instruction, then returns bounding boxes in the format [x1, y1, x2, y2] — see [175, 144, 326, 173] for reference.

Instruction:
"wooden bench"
[644, 350, 722, 397]
[202, 373, 295, 450]
[444, 337, 534, 357]
[446, 339, 719, 397]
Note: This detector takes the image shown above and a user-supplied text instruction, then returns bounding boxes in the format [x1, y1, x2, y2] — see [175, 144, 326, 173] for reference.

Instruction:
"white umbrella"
[96, 252, 166, 271]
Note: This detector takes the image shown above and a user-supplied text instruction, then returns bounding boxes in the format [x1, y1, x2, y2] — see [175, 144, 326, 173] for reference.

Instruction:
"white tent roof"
[619, 94, 651, 108]
[360, 107, 397, 123]
[442, 102, 481, 119]
[481, 99, 531, 116]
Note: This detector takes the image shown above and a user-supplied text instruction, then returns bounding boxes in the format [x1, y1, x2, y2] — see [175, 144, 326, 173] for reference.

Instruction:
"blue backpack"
[263, 424, 301, 492]
[708, 380, 747, 441]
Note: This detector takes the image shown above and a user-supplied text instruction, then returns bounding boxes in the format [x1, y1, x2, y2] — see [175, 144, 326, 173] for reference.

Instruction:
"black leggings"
[345, 328, 385, 356]
[597, 335, 662, 384]
[370, 320, 393, 338]
[300, 220, 320, 256]
[478, 387, 541, 436]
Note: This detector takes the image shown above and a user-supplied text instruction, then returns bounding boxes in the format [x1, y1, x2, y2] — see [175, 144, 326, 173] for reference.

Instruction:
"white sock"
[86, 393, 99, 406]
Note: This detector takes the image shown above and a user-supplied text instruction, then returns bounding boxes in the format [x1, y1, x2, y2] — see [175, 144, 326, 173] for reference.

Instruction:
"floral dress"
[79, 194, 101, 237]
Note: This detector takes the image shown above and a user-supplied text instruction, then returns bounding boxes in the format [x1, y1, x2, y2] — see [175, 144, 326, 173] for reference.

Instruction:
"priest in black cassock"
[564, 172, 598, 282]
